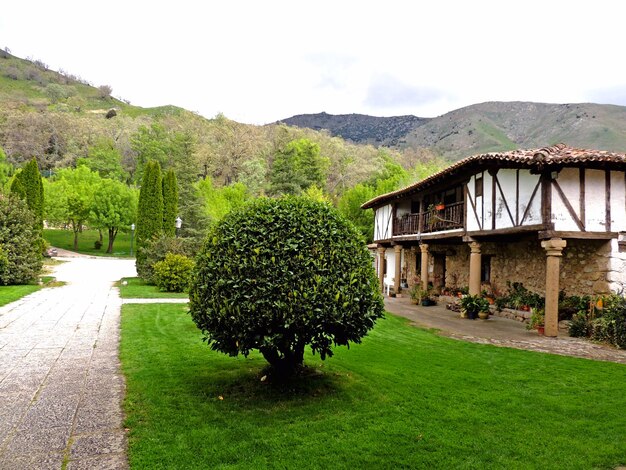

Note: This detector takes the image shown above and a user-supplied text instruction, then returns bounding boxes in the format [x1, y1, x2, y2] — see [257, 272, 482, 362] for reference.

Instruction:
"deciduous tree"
[90, 179, 137, 253]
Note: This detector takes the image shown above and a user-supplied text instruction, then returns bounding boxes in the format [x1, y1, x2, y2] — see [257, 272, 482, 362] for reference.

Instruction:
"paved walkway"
[386, 296, 626, 364]
[0, 255, 136, 469]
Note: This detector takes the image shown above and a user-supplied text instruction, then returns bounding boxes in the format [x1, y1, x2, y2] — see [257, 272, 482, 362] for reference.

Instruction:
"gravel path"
[0, 255, 136, 469]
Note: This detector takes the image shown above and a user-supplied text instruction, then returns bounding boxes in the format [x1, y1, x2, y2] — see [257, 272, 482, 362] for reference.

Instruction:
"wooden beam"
[516, 169, 520, 225]
[467, 224, 547, 238]
[552, 180, 585, 231]
[491, 170, 497, 230]
[541, 173, 552, 226]
[606, 170, 611, 232]
[579, 168, 585, 230]
[467, 186, 482, 230]
[538, 230, 618, 240]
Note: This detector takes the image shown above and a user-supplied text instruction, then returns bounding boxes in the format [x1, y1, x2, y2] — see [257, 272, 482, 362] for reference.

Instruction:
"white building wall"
[495, 169, 517, 229]
[611, 171, 626, 232]
[467, 174, 481, 231]
[518, 171, 542, 225]
[552, 168, 581, 232]
[373, 204, 393, 241]
[585, 169, 607, 231]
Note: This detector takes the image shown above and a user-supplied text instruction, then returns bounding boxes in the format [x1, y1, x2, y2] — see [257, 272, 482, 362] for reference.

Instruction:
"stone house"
[362, 144, 626, 337]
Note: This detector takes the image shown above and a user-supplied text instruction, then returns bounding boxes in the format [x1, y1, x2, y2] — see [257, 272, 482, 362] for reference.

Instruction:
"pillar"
[420, 244, 429, 291]
[408, 246, 418, 287]
[468, 241, 482, 296]
[377, 246, 385, 293]
[394, 245, 402, 294]
[541, 238, 567, 337]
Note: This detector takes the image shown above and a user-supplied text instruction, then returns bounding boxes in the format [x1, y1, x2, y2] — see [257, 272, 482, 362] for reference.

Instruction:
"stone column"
[408, 246, 418, 287]
[541, 238, 567, 337]
[377, 246, 385, 293]
[468, 241, 482, 296]
[394, 245, 402, 294]
[420, 244, 429, 291]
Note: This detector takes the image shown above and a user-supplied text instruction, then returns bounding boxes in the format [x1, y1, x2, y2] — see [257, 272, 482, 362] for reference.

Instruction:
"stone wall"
[439, 236, 614, 297]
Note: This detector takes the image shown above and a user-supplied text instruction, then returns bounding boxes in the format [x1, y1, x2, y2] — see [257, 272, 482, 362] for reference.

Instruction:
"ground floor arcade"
[374, 233, 626, 337]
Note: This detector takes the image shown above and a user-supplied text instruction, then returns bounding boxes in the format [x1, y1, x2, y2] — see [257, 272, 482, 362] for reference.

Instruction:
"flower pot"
[466, 310, 477, 320]
[478, 311, 489, 320]
[435, 204, 445, 211]
[537, 325, 545, 335]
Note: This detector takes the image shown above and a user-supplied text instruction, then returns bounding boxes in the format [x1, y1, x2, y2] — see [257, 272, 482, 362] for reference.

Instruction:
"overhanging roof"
[361, 143, 626, 209]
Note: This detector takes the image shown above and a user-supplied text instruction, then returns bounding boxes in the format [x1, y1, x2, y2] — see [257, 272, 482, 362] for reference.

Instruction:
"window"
[475, 175, 483, 197]
[480, 255, 491, 283]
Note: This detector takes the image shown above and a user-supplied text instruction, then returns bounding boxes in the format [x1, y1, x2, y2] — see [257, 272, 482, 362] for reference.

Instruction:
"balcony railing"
[393, 201, 464, 236]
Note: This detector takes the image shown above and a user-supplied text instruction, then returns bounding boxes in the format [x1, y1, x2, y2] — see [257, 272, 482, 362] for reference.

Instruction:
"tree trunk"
[106, 228, 117, 254]
[260, 343, 305, 379]
[99, 229, 103, 243]
[73, 230, 79, 251]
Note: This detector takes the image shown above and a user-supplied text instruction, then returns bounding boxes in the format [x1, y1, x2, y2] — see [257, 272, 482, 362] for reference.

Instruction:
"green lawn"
[118, 277, 188, 299]
[0, 276, 60, 307]
[120, 305, 626, 469]
[44, 228, 135, 257]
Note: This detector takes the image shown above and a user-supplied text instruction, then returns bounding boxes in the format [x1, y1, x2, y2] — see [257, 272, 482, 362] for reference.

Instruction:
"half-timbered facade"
[362, 144, 626, 337]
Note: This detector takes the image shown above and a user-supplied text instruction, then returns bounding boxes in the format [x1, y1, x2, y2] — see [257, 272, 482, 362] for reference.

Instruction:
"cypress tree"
[136, 160, 163, 276]
[20, 158, 44, 234]
[162, 169, 178, 237]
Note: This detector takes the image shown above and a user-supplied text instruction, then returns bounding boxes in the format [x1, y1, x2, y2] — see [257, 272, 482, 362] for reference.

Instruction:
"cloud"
[364, 74, 444, 110]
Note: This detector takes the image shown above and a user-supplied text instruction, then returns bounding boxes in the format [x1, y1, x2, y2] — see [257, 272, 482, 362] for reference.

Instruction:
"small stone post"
[394, 245, 402, 294]
[469, 241, 482, 296]
[420, 244, 429, 291]
[541, 238, 567, 337]
[377, 246, 385, 293]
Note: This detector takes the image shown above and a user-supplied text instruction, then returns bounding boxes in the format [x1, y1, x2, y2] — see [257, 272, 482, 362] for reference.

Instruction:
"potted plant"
[460, 294, 490, 320]
[526, 308, 545, 334]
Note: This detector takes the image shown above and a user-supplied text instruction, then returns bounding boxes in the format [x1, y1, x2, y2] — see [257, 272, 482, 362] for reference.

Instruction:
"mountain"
[404, 101, 626, 159]
[277, 112, 429, 146]
[279, 102, 626, 160]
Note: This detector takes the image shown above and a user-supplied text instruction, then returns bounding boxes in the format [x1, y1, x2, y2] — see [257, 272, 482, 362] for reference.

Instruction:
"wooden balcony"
[393, 201, 464, 236]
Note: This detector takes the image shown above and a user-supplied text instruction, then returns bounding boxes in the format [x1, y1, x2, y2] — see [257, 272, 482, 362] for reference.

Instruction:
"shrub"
[139, 235, 201, 284]
[0, 194, 42, 284]
[153, 253, 194, 292]
[189, 196, 384, 378]
[94, 240, 102, 250]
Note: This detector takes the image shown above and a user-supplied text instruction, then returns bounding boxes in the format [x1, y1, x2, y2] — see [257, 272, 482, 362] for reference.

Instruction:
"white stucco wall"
[611, 171, 626, 231]
[585, 169, 607, 231]
[552, 168, 581, 231]
[374, 204, 393, 241]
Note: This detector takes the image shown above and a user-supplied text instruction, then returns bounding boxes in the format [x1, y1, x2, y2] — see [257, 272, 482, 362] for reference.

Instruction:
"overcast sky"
[2, 1, 625, 124]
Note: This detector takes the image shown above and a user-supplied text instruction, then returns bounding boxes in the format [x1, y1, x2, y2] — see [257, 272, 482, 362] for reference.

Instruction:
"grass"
[118, 277, 188, 299]
[0, 277, 61, 307]
[121, 305, 626, 469]
[44, 228, 135, 257]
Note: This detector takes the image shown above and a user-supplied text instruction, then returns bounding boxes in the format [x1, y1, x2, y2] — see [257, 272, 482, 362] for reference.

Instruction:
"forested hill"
[277, 112, 429, 146]
[279, 102, 626, 160]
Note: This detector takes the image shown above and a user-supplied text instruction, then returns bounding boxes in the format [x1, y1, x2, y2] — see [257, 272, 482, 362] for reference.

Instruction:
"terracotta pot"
[537, 325, 545, 335]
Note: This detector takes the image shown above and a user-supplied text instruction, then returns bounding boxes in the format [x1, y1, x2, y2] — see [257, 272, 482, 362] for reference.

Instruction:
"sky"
[2, 0, 626, 124]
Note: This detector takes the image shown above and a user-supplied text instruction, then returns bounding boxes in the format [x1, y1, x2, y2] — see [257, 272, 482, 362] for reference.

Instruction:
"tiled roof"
[361, 144, 626, 209]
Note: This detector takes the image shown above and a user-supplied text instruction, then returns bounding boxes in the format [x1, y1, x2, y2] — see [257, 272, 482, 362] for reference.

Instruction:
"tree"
[45, 166, 101, 250]
[0, 147, 13, 190]
[98, 85, 113, 99]
[0, 193, 42, 284]
[269, 138, 329, 196]
[136, 160, 163, 276]
[90, 179, 137, 253]
[197, 177, 250, 224]
[162, 169, 178, 236]
[338, 183, 376, 242]
[12, 158, 44, 234]
[78, 138, 127, 181]
[189, 197, 384, 379]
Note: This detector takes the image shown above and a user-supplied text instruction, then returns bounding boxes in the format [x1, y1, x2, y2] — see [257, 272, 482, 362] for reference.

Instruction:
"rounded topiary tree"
[189, 196, 384, 378]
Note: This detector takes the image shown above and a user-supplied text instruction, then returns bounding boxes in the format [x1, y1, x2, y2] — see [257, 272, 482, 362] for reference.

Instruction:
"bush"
[138, 235, 201, 284]
[153, 253, 194, 293]
[94, 240, 103, 250]
[189, 197, 384, 378]
[0, 194, 42, 284]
